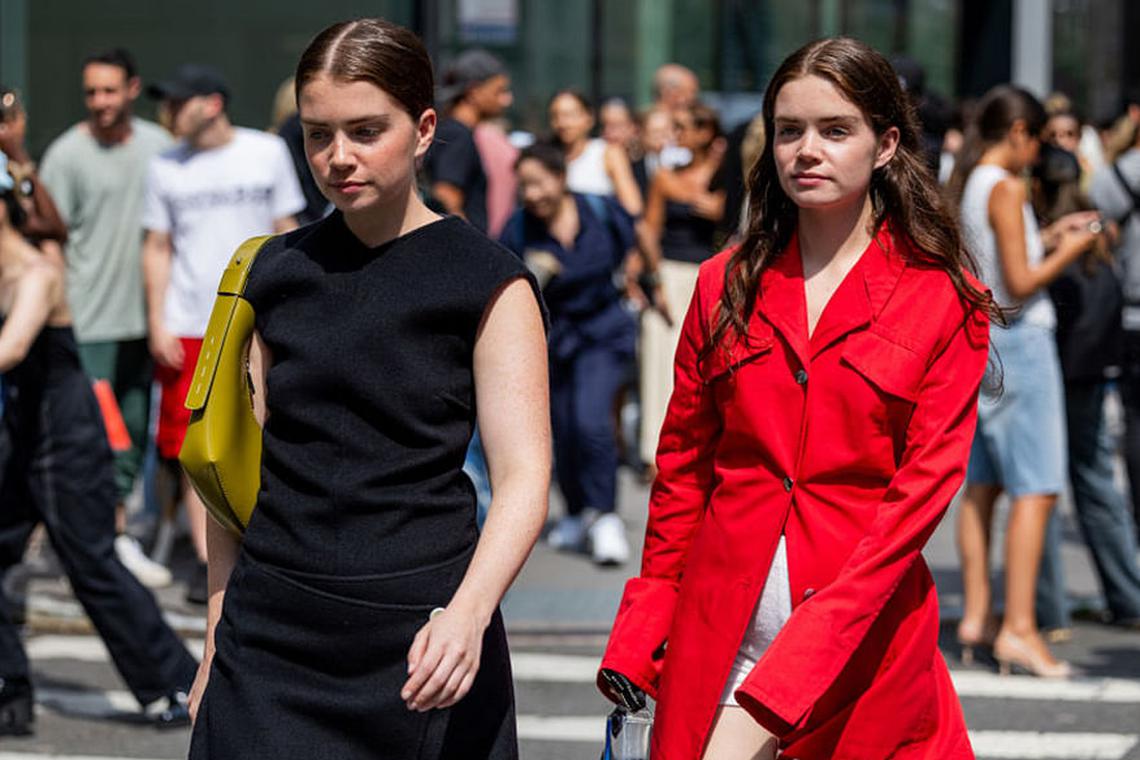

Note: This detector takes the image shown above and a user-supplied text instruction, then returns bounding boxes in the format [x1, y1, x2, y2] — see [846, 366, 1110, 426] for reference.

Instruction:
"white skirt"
[719, 536, 793, 706]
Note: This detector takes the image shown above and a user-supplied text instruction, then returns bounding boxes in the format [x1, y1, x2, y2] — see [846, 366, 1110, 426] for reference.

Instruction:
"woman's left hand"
[402, 606, 485, 711]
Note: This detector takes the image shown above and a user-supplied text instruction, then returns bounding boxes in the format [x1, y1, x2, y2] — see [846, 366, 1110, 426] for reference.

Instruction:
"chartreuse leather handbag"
[179, 235, 274, 535]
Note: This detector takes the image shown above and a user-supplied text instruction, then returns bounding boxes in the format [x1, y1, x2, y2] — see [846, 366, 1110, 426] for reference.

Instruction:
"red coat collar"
[757, 223, 908, 366]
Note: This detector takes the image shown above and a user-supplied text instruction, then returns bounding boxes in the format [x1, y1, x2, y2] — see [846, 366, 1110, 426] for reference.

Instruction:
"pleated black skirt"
[188, 548, 517, 760]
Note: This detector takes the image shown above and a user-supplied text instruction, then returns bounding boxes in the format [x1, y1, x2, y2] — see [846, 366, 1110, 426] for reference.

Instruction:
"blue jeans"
[1039, 382, 1140, 626]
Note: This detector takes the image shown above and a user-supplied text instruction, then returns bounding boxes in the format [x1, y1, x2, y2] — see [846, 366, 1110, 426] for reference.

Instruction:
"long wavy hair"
[708, 37, 998, 357]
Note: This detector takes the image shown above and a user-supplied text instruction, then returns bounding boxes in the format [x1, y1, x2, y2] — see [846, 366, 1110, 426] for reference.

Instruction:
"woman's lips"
[331, 181, 366, 194]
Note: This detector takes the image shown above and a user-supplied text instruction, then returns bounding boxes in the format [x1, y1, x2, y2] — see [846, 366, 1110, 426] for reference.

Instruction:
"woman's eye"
[777, 126, 801, 138]
[355, 127, 381, 140]
[825, 127, 848, 138]
[305, 130, 328, 142]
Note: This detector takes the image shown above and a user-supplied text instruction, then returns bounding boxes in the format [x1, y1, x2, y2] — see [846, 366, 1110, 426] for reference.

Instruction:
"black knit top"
[241, 212, 538, 576]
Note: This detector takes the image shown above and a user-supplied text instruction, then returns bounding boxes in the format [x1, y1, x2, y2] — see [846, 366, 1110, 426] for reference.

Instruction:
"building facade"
[1, 0, 1136, 156]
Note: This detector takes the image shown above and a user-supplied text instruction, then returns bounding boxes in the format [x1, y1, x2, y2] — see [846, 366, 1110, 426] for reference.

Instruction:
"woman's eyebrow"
[300, 115, 390, 127]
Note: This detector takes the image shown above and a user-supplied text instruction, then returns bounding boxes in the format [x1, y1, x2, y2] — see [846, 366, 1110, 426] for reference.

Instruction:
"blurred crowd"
[0, 38, 1139, 729]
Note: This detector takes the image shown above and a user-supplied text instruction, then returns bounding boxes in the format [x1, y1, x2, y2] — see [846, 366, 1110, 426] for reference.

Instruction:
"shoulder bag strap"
[184, 235, 274, 411]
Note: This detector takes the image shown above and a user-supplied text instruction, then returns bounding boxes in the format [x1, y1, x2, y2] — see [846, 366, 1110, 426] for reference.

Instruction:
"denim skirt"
[967, 320, 1067, 496]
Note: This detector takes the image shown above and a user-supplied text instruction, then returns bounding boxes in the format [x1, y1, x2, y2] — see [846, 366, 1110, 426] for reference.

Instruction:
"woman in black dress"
[187, 19, 550, 760]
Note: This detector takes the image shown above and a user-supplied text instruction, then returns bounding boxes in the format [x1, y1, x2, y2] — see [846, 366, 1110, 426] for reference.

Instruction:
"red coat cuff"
[597, 576, 679, 700]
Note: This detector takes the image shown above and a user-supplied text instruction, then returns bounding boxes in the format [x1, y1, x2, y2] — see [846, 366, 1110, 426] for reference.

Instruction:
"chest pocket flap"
[841, 330, 926, 402]
[700, 331, 776, 384]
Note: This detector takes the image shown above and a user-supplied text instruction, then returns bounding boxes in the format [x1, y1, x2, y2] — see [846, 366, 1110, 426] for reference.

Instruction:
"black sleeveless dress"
[189, 213, 539, 760]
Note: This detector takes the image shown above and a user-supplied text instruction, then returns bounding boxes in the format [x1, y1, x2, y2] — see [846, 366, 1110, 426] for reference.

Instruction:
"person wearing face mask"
[141, 64, 304, 605]
[500, 142, 653, 566]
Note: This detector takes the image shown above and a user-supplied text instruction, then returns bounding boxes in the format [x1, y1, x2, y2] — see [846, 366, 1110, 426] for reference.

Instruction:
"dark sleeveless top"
[661, 200, 717, 264]
[240, 212, 538, 577]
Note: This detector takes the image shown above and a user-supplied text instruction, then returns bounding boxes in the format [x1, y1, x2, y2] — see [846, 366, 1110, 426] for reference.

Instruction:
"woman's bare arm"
[0, 261, 61, 372]
[605, 143, 645, 217]
[989, 177, 1095, 299]
[402, 277, 550, 711]
[189, 330, 270, 722]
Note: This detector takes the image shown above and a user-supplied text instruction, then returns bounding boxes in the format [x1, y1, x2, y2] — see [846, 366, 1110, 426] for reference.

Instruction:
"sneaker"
[0, 675, 34, 736]
[185, 561, 208, 606]
[148, 689, 190, 729]
[114, 535, 173, 589]
[547, 515, 587, 552]
[588, 513, 630, 566]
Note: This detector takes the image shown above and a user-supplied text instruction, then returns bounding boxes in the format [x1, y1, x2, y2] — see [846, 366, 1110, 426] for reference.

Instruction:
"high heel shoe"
[992, 631, 1072, 679]
[956, 618, 998, 665]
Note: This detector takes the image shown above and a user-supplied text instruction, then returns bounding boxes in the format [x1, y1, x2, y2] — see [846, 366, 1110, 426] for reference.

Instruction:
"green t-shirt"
[40, 118, 172, 342]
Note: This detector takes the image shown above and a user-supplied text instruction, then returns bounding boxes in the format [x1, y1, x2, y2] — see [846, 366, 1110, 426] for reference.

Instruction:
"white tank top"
[959, 164, 1056, 328]
[566, 138, 614, 196]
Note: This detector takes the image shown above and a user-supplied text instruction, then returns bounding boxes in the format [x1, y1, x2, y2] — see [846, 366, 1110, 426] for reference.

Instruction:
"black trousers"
[0, 370, 197, 705]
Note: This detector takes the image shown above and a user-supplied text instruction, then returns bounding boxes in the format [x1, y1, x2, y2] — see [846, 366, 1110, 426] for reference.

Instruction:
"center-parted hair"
[708, 37, 997, 358]
[295, 18, 434, 121]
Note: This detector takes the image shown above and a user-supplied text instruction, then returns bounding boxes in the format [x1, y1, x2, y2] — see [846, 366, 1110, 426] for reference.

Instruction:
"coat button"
[795, 369, 808, 385]
[783, 476, 794, 492]
[803, 588, 816, 600]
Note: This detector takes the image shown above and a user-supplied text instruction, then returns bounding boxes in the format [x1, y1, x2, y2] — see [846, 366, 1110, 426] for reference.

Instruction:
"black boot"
[0, 675, 34, 736]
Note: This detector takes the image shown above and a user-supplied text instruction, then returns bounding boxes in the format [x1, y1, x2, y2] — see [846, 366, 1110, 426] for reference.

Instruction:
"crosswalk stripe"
[513, 651, 1140, 705]
[969, 731, 1139, 759]
[24, 684, 1140, 760]
[27, 638, 1140, 705]
[516, 716, 1140, 758]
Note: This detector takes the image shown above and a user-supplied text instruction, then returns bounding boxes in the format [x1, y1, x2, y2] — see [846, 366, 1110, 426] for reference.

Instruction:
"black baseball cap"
[146, 63, 229, 102]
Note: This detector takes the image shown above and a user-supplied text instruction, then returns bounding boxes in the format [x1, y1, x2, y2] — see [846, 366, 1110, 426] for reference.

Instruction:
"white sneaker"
[547, 515, 587, 551]
[114, 535, 173, 589]
[588, 514, 630, 566]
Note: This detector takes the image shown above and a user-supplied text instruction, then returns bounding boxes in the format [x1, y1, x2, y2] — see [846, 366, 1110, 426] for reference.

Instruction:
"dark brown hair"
[945, 85, 1047, 205]
[295, 18, 434, 120]
[709, 37, 996, 357]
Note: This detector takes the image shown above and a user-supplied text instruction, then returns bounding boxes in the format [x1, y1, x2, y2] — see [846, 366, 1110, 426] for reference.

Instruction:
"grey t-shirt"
[40, 118, 172, 342]
[1090, 148, 1140, 312]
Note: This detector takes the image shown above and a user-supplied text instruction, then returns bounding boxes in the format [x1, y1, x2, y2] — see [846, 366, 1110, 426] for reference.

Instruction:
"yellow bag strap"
[184, 235, 274, 411]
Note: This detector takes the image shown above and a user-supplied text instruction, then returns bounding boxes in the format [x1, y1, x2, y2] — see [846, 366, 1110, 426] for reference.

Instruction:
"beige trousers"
[639, 259, 701, 465]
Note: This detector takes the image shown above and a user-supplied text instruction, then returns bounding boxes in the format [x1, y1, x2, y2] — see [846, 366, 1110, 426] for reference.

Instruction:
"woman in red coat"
[598, 37, 996, 759]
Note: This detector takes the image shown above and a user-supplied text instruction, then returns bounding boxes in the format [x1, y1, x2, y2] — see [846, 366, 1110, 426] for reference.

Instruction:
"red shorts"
[154, 337, 204, 460]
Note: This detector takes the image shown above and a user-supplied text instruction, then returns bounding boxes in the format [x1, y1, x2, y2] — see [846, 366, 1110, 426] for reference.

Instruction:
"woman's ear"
[874, 126, 901, 170]
[415, 108, 437, 159]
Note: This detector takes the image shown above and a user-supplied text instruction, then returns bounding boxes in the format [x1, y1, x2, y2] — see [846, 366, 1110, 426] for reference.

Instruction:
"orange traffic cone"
[92, 379, 131, 452]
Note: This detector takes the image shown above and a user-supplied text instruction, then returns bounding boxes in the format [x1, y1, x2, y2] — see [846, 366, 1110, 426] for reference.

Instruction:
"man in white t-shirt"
[141, 64, 303, 604]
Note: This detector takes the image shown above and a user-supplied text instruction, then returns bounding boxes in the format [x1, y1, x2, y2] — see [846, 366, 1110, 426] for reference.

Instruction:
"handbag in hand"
[178, 235, 274, 535]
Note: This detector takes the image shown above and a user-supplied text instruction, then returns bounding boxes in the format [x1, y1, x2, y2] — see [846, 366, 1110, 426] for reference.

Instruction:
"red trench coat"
[599, 228, 989, 759]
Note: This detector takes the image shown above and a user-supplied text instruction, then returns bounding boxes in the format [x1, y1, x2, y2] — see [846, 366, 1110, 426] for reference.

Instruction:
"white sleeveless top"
[959, 164, 1056, 328]
[566, 138, 614, 196]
